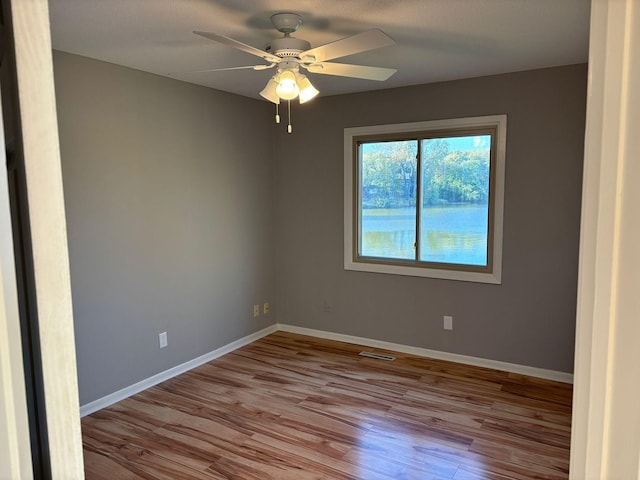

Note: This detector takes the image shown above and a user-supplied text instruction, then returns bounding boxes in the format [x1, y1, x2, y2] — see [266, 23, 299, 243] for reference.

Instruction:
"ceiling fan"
[193, 12, 397, 133]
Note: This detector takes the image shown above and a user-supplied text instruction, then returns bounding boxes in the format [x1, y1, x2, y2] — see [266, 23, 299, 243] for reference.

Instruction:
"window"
[344, 115, 506, 283]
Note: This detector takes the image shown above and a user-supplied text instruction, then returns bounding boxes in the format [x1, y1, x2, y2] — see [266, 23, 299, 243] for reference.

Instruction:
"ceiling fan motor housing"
[265, 36, 312, 58]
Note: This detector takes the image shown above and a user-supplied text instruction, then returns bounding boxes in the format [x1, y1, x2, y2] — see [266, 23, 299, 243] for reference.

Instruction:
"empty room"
[2, 0, 639, 479]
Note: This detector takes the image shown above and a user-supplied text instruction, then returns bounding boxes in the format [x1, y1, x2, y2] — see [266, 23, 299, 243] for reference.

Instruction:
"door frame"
[0, 0, 83, 477]
[570, 0, 640, 478]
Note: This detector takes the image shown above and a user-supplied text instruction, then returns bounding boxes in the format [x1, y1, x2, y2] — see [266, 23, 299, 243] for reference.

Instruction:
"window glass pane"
[360, 140, 418, 260]
[420, 135, 491, 266]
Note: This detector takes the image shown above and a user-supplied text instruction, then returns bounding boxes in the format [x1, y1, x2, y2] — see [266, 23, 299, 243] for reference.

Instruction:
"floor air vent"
[359, 351, 396, 361]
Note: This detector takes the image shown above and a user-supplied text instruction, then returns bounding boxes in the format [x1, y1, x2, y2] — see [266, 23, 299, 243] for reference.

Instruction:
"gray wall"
[54, 52, 276, 405]
[275, 64, 587, 373]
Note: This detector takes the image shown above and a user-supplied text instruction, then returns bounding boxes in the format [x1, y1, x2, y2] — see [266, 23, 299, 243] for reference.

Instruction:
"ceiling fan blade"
[306, 62, 397, 81]
[193, 64, 276, 73]
[300, 29, 395, 63]
[193, 31, 281, 63]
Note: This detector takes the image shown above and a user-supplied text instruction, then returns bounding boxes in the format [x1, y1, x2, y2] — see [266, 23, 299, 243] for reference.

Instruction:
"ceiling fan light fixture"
[297, 75, 319, 104]
[194, 14, 397, 134]
[260, 77, 280, 104]
[275, 70, 300, 100]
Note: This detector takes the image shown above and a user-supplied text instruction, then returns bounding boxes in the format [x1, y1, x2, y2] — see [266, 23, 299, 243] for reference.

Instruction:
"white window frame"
[344, 115, 507, 284]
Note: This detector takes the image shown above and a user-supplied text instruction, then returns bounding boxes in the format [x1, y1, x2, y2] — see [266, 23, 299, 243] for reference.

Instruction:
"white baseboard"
[79, 324, 278, 417]
[277, 324, 574, 384]
[81, 321, 573, 416]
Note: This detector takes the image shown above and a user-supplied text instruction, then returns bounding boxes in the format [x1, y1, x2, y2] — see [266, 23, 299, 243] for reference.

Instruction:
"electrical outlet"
[253, 305, 260, 317]
[159, 331, 168, 348]
[444, 316, 453, 330]
[263, 302, 270, 315]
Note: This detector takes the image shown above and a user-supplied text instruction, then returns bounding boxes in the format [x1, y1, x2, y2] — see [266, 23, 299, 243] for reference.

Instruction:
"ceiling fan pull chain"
[275, 103, 280, 124]
[287, 100, 293, 134]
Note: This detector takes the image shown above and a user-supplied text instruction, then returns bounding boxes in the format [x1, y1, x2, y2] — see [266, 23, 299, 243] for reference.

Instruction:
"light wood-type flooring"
[82, 332, 572, 479]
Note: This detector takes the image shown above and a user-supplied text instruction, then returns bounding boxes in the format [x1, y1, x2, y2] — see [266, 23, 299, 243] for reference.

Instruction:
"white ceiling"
[48, 0, 591, 101]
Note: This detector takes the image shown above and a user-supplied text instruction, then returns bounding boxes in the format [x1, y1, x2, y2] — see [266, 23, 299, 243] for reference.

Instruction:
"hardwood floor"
[82, 332, 572, 479]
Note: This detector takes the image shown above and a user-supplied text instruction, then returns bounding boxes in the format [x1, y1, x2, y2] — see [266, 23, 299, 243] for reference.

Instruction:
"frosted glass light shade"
[260, 77, 280, 104]
[297, 76, 319, 104]
[276, 71, 299, 100]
